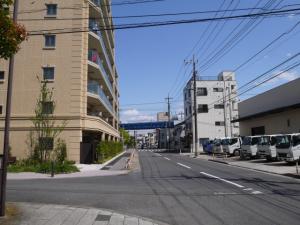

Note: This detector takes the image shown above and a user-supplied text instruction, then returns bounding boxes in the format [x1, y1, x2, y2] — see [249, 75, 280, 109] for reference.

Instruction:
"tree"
[0, 0, 27, 59]
[31, 81, 67, 163]
[120, 128, 135, 148]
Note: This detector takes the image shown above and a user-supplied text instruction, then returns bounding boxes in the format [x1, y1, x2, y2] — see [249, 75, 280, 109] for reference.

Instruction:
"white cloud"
[120, 108, 156, 123]
[287, 13, 296, 20]
[262, 70, 300, 86]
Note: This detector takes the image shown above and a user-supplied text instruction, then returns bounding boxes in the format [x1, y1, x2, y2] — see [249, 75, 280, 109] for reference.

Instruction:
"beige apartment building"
[0, 0, 120, 163]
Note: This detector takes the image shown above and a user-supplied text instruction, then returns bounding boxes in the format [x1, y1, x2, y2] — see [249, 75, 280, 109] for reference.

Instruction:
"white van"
[222, 137, 242, 156]
[241, 136, 261, 158]
[257, 135, 280, 161]
[276, 133, 300, 162]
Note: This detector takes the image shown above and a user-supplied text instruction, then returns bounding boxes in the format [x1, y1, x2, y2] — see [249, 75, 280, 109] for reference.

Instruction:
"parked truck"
[257, 135, 280, 161]
[276, 133, 300, 162]
[222, 137, 242, 156]
[241, 136, 261, 159]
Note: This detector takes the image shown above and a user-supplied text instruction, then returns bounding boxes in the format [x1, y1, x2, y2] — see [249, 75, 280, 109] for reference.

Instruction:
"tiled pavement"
[3, 203, 169, 225]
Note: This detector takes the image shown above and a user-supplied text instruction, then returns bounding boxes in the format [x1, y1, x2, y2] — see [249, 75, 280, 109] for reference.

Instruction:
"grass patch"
[8, 160, 79, 174]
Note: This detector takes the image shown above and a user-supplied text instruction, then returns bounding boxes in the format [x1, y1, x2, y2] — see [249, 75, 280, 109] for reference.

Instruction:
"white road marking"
[243, 188, 253, 191]
[177, 163, 191, 169]
[200, 172, 244, 188]
[164, 157, 170, 161]
[214, 192, 237, 195]
[251, 191, 263, 195]
[157, 153, 162, 156]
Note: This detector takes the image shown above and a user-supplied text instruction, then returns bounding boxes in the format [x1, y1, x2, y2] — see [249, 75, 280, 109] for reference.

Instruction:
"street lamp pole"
[0, 0, 19, 217]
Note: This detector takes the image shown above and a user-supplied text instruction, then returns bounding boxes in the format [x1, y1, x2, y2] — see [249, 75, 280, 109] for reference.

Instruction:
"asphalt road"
[7, 150, 300, 225]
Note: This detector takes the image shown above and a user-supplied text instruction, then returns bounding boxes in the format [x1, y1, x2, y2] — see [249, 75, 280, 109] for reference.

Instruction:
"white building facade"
[184, 71, 239, 151]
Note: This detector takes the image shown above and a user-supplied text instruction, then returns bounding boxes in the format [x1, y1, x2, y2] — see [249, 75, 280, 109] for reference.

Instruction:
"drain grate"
[95, 214, 111, 221]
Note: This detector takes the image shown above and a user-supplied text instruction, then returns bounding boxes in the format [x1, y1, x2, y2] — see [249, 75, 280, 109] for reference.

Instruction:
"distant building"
[184, 71, 239, 151]
[234, 78, 300, 136]
[157, 112, 169, 122]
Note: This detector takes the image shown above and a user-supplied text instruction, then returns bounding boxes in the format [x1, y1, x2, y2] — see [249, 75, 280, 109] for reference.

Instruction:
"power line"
[27, 7, 300, 34]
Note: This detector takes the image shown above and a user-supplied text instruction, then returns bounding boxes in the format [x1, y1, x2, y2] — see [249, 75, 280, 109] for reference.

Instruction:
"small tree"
[31, 81, 67, 163]
[0, 0, 27, 59]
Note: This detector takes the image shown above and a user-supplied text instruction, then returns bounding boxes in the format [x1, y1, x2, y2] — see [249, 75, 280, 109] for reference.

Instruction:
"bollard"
[296, 159, 299, 175]
[51, 161, 55, 178]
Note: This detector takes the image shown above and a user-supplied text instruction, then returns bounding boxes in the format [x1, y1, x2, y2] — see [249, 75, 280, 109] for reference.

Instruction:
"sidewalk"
[7, 150, 133, 180]
[195, 153, 300, 178]
[0, 202, 169, 225]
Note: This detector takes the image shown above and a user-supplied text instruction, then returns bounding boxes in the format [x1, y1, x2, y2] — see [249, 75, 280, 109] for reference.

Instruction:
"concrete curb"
[125, 149, 136, 169]
[208, 159, 229, 165]
[99, 150, 127, 169]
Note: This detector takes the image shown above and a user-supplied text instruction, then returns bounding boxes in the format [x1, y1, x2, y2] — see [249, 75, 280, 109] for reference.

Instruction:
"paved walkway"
[1, 202, 169, 225]
[7, 150, 135, 180]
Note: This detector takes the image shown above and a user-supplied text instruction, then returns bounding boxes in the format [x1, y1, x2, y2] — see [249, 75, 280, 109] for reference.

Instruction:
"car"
[276, 133, 300, 162]
[222, 137, 242, 156]
[257, 134, 280, 161]
[241, 136, 261, 159]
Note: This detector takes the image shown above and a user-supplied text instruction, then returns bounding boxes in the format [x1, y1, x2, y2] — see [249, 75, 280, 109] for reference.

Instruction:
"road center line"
[177, 163, 191, 169]
[164, 157, 170, 161]
[200, 172, 244, 188]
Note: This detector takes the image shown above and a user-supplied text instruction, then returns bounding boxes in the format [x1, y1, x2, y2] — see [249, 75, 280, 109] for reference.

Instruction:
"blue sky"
[112, 0, 300, 123]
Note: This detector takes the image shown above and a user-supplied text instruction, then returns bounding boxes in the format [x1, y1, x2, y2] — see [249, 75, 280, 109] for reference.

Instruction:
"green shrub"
[96, 141, 123, 163]
[55, 139, 67, 163]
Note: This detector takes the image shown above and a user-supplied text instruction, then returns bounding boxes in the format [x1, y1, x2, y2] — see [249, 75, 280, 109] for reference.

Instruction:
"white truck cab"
[241, 136, 261, 158]
[257, 135, 280, 161]
[276, 133, 300, 162]
[222, 137, 242, 156]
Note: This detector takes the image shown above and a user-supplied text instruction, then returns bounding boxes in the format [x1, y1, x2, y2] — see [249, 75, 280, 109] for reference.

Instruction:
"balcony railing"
[89, 19, 113, 74]
[88, 82, 113, 113]
[88, 49, 113, 95]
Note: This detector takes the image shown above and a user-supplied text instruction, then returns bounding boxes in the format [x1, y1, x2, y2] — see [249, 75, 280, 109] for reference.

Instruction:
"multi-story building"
[184, 71, 239, 152]
[157, 112, 169, 122]
[235, 78, 300, 136]
[0, 0, 120, 163]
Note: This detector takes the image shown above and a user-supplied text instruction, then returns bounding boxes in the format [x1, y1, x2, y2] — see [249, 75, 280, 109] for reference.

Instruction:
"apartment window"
[189, 106, 192, 114]
[185, 108, 187, 115]
[231, 85, 236, 90]
[42, 101, 54, 114]
[46, 4, 57, 16]
[0, 105, 3, 115]
[188, 91, 191, 97]
[214, 104, 224, 109]
[197, 87, 207, 96]
[213, 88, 223, 92]
[287, 119, 290, 127]
[198, 104, 208, 113]
[0, 71, 4, 81]
[215, 121, 225, 126]
[39, 137, 54, 150]
[43, 67, 55, 80]
[45, 35, 56, 47]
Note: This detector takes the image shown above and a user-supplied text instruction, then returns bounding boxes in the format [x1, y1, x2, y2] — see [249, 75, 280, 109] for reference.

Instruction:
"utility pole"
[0, 0, 19, 217]
[222, 78, 228, 137]
[165, 95, 173, 151]
[192, 55, 198, 157]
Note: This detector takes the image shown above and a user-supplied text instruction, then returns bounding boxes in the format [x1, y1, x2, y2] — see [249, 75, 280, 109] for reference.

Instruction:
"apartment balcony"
[88, 49, 113, 96]
[89, 20, 113, 77]
[87, 81, 113, 115]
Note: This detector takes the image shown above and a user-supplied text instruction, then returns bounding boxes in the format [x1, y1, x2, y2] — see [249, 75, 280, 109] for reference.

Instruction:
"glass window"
[213, 88, 223, 92]
[45, 35, 56, 47]
[214, 104, 224, 109]
[0, 105, 3, 114]
[251, 137, 260, 145]
[0, 71, 4, 80]
[259, 136, 270, 145]
[43, 67, 55, 80]
[197, 87, 207, 96]
[242, 137, 252, 145]
[198, 104, 208, 113]
[292, 135, 300, 147]
[46, 4, 57, 16]
[42, 101, 54, 114]
[276, 135, 291, 148]
[215, 121, 225, 126]
[230, 138, 238, 145]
